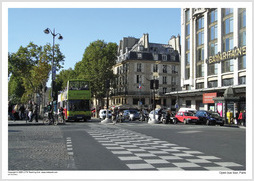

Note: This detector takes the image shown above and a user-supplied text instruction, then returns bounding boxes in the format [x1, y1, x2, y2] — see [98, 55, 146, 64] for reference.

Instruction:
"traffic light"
[150, 80, 154, 89]
[150, 80, 159, 89]
[155, 80, 159, 89]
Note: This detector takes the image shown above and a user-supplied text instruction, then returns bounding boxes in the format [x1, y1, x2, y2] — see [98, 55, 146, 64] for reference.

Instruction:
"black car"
[195, 110, 224, 126]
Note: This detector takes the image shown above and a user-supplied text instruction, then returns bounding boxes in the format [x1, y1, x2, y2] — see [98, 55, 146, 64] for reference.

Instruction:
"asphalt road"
[7, 118, 247, 179]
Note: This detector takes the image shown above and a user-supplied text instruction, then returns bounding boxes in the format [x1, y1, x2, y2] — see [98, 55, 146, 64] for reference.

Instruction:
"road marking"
[86, 124, 244, 171]
[66, 137, 76, 169]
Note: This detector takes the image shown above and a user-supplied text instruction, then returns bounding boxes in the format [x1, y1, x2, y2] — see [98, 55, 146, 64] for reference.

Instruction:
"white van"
[178, 107, 197, 114]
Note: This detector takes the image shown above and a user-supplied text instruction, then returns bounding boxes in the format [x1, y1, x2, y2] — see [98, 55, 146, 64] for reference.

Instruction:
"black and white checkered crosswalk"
[86, 124, 244, 171]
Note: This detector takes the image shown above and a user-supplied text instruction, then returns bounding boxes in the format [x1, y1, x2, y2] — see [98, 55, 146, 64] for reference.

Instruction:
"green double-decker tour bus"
[58, 80, 91, 121]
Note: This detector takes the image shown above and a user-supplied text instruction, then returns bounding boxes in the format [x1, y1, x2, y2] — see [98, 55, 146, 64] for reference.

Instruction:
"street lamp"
[43, 28, 63, 114]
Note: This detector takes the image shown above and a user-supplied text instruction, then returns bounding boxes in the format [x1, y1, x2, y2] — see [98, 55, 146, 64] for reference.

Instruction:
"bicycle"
[43, 112, 57, 125]
[57, 113, 66, 125]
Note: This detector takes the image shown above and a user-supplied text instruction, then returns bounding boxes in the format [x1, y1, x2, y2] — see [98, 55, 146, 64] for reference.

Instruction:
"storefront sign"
[207, 46, 246, 64]
[203, 92, 217, 103]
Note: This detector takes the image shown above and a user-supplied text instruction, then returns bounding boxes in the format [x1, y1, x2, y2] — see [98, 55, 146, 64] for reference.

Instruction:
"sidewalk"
[223, 123, 246, 129]
[8, 119, 45, 126]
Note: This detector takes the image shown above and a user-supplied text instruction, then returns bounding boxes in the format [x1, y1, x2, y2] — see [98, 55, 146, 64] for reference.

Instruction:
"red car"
[175, 111, 200, 124]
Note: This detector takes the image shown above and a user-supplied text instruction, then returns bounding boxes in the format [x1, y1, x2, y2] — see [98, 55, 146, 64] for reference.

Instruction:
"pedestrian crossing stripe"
[86, 124, 245, 171]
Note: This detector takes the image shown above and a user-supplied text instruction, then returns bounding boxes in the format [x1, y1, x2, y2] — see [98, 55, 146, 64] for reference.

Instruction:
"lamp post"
[43, 28, 63, 114]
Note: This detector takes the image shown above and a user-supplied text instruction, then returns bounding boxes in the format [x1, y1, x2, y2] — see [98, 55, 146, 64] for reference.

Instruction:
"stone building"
[110, 33, 181, 110]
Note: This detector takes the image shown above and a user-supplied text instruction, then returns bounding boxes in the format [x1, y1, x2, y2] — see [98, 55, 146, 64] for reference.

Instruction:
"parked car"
[175, 111, 200, 124]
[128, 109, 140, 121]
[195, 110, 224, 126]
[99, 109, 112, 119]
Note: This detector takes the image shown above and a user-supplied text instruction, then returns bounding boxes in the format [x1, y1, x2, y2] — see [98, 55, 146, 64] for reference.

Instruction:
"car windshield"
[184, 112, 194, 116]
[211, 113, 220, 118]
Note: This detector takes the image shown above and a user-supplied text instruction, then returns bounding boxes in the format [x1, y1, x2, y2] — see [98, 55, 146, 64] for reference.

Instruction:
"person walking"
[8, 101, 15, 120]
[227, 109, 232, 124]
[235, 111, 239, 125]
[32, 101, 38, 122]
[28, 101, 33, 122]
[19, 104, 25, 120]
[238, 111, 243, 126]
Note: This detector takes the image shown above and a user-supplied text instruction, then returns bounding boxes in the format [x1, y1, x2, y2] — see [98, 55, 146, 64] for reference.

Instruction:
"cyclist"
[47, 102, 53, 124]
[59, 106, 64, 121]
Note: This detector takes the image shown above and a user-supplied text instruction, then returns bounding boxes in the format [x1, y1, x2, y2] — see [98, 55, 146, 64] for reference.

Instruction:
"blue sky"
[8, 8, 181, 71]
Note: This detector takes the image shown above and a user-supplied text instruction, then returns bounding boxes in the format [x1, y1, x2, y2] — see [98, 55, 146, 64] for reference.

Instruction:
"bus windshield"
[69, 81, 89, 90]
[68, 100, 90, 111]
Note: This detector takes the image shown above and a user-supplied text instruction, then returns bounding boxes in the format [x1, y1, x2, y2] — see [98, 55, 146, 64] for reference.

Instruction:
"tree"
[8, 42, 65, 103]
[75, 40, 117, 105]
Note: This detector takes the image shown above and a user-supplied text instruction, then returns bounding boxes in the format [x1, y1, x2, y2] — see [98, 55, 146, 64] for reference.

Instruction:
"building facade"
[176, 8, 246, 119]
[110, 33, 181, 110]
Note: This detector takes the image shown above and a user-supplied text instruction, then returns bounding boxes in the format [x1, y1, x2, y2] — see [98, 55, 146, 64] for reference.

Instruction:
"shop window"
[196, 82, 204, 89]
[208, 80, 218, 88]
[222, 78, 234, 86]
[238, 76, 246, 85]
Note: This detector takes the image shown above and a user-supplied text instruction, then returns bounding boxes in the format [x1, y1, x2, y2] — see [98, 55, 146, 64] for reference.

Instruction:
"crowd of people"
[8, 101, 38, 122]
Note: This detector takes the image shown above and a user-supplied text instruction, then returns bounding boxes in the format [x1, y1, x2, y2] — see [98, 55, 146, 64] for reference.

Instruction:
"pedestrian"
[235, 111, 239, 125]
[242, 110, 246, 127]
[226, 109, 232, 124]
[8, 101, 15, 120]
[238, 111, 243, 126]
[32, 101, 38, 122]
[28, 101, 33, 122]
[19, 104, 26, 120]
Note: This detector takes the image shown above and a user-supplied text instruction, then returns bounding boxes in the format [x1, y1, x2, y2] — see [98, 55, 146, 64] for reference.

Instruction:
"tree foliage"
[75, 40, 117, 102]
[8, 42, 65, 103]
